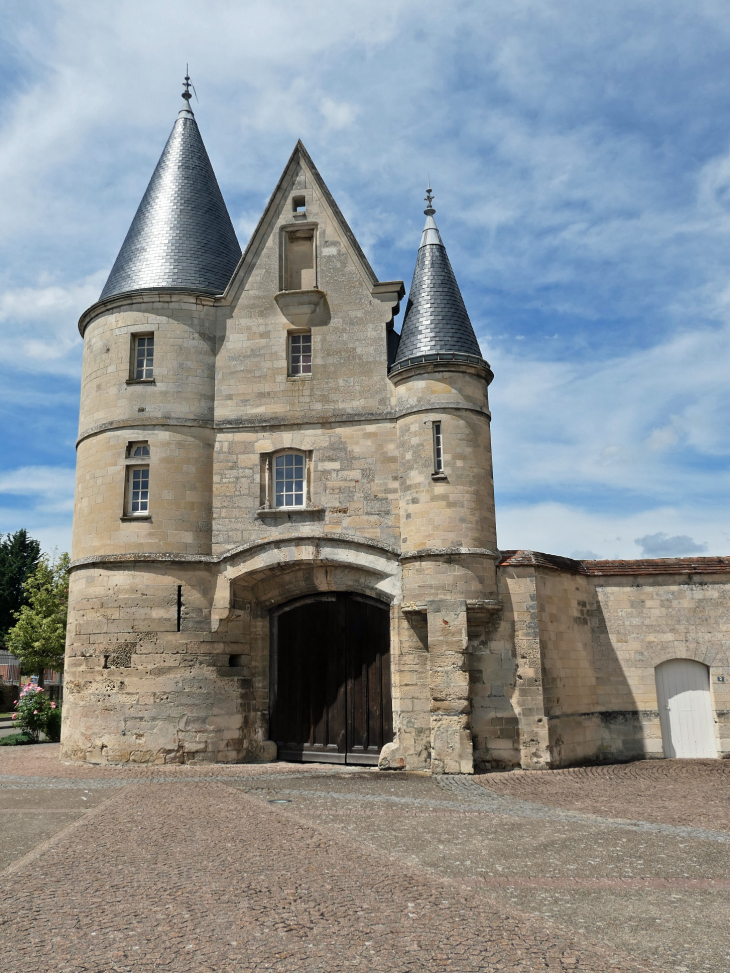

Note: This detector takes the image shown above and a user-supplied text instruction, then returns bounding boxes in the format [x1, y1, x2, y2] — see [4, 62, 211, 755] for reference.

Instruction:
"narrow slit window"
[134, 335, 154, 380]
[289, 333, 312, 376]
[176, 586, 182, 632]
[275, 453, 305, 508]
[128, 466, 150, 515]
[433, 422, 444, 473]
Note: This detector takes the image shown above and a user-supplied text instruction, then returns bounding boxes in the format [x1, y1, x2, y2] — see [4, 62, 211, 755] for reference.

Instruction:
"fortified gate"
[63, 81, 730, 770]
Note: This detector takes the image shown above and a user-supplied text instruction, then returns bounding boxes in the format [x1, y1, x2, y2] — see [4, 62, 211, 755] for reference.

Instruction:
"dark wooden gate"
[270, 592, 392, 765]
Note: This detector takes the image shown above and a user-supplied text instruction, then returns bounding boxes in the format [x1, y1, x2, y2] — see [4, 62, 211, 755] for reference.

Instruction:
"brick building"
[62, 84, 730, 770]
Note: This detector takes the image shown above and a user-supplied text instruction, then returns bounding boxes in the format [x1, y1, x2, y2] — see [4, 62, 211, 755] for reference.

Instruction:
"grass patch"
[0, 733, 36, 746]
[0, 713, 14, 720]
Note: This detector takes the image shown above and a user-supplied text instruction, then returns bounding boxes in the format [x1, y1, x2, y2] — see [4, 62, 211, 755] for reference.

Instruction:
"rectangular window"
[128, 466, 150, 515]
[133, 334, 154, 380]
[433, 422, 444, 473]
[275, 453, 305, 507]
[289, 333, 312, 376]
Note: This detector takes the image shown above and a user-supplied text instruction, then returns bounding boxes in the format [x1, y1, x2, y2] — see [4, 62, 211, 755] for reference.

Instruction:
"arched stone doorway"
[270, 592, 392, 765]
[655, 658, 717, 758]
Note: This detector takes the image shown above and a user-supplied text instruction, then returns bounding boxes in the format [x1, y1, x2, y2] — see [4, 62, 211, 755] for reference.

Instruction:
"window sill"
[286, 374, 312, 381]
[126, 378, 156, 385]
[431, 472, 448, 481]
[256, 506, 324, 517]
[120, 515, 152, 521]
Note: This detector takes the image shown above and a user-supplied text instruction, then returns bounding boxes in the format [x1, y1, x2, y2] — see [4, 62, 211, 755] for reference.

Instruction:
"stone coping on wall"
[499, 549, 730, 577]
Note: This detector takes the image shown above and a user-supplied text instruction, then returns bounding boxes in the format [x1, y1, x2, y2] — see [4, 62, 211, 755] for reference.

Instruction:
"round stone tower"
[62, 82, 243, 763]
[389, 189, 498, 774]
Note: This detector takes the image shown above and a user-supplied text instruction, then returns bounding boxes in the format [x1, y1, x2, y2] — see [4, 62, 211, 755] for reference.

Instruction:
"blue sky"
[1, 0, 730, 559]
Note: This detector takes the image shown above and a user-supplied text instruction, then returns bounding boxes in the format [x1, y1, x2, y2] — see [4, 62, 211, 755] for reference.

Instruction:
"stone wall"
[474, 553, 730, 770]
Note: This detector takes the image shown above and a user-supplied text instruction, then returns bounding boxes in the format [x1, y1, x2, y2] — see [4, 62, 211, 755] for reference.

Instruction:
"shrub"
[13, 686, 60, 743]
[45, 704, 62, 742]
[0, 732, 34, 747]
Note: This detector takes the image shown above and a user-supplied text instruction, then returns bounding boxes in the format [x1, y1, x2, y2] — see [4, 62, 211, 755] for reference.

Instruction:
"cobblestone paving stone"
[474, 760, 730, 832]
[0, 777, 662, 973]
[0, 748, 726, 972]
[229, 769, 730, 973]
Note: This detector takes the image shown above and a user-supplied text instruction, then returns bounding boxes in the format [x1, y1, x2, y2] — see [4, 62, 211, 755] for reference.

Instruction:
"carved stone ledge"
[274, 289, 328, 327]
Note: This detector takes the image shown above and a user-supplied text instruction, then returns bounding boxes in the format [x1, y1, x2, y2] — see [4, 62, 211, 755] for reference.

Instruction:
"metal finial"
[182, 66, 198, 104]
[424, 177, 435, 216]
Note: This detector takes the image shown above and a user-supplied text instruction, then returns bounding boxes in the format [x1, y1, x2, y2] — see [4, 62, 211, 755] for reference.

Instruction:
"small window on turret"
[433, 422, 444, 473]
[123, 442, 151, 518]
[131, 334, 154, 380]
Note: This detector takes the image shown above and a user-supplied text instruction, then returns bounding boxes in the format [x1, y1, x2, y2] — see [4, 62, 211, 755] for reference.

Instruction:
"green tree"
[6, 552, 70, 681]
[0, 530, 41, 646]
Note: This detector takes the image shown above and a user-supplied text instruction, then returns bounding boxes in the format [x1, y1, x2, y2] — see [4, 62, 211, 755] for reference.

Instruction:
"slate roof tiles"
[100, 104, 241, 301]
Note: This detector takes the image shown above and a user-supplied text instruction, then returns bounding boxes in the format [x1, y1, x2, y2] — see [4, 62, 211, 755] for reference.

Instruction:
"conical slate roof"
[392, 202, 483, 369]
[100, 101, 241, 301]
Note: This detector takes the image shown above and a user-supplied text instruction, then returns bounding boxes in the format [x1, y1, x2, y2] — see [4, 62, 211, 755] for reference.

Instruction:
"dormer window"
[283, 227, 315, 290]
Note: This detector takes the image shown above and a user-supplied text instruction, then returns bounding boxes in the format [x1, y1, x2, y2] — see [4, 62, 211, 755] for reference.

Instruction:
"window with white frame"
[288, 332, 312, 376]
[132, 334, 154, 380]
[124, 441, 151, 516]
[274, 452, 306, 507]
[433, 422, 444, 473]
[127, 466, 150, 515]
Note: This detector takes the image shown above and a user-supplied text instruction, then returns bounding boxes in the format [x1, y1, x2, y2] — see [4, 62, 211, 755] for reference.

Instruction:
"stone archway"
[212, 535, 401, 763]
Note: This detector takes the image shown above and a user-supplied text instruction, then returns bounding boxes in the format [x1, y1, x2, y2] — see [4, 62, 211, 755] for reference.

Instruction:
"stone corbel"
[274, 289, 329, 327]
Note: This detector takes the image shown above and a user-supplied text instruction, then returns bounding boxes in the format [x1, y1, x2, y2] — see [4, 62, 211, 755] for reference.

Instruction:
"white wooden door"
[655, 659, 717, 758]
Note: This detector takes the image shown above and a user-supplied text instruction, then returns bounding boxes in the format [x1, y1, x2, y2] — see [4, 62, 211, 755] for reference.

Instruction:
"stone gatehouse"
[62, 83, 730, 770]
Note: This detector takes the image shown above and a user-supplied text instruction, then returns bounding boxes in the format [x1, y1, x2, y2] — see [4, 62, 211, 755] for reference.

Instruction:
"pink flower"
[13, 700, 17, 705]
[37, 687, 43, 692]
[11, 714, 16, 720]
[50, 703, 56, 709]
[33, 710, 38, 715]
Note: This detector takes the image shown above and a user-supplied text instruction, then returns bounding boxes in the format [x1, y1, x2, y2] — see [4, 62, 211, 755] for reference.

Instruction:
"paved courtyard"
[0, 748, 727, 972]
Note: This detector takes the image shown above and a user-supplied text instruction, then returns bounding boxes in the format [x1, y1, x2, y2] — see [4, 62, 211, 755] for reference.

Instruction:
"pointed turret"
[100, 76, 241, 301]
[391, 187, 484, 370]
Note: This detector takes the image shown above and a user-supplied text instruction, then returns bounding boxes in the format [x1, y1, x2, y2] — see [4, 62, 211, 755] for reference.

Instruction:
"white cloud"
[0, 466, 75, 555]
[0, 466, 75, 513]
[0, 273, 102, 375]
[487, 311, 730, 506]
[496, 502, 727, 560]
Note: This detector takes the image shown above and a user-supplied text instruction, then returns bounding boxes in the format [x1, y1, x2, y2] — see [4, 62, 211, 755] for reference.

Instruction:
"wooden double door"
[270, 592, 392, 765]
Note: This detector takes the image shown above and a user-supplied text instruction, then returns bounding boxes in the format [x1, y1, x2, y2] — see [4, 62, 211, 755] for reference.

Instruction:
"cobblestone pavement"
[475, 760, 730, 832]
[0, 748, 726, 972]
